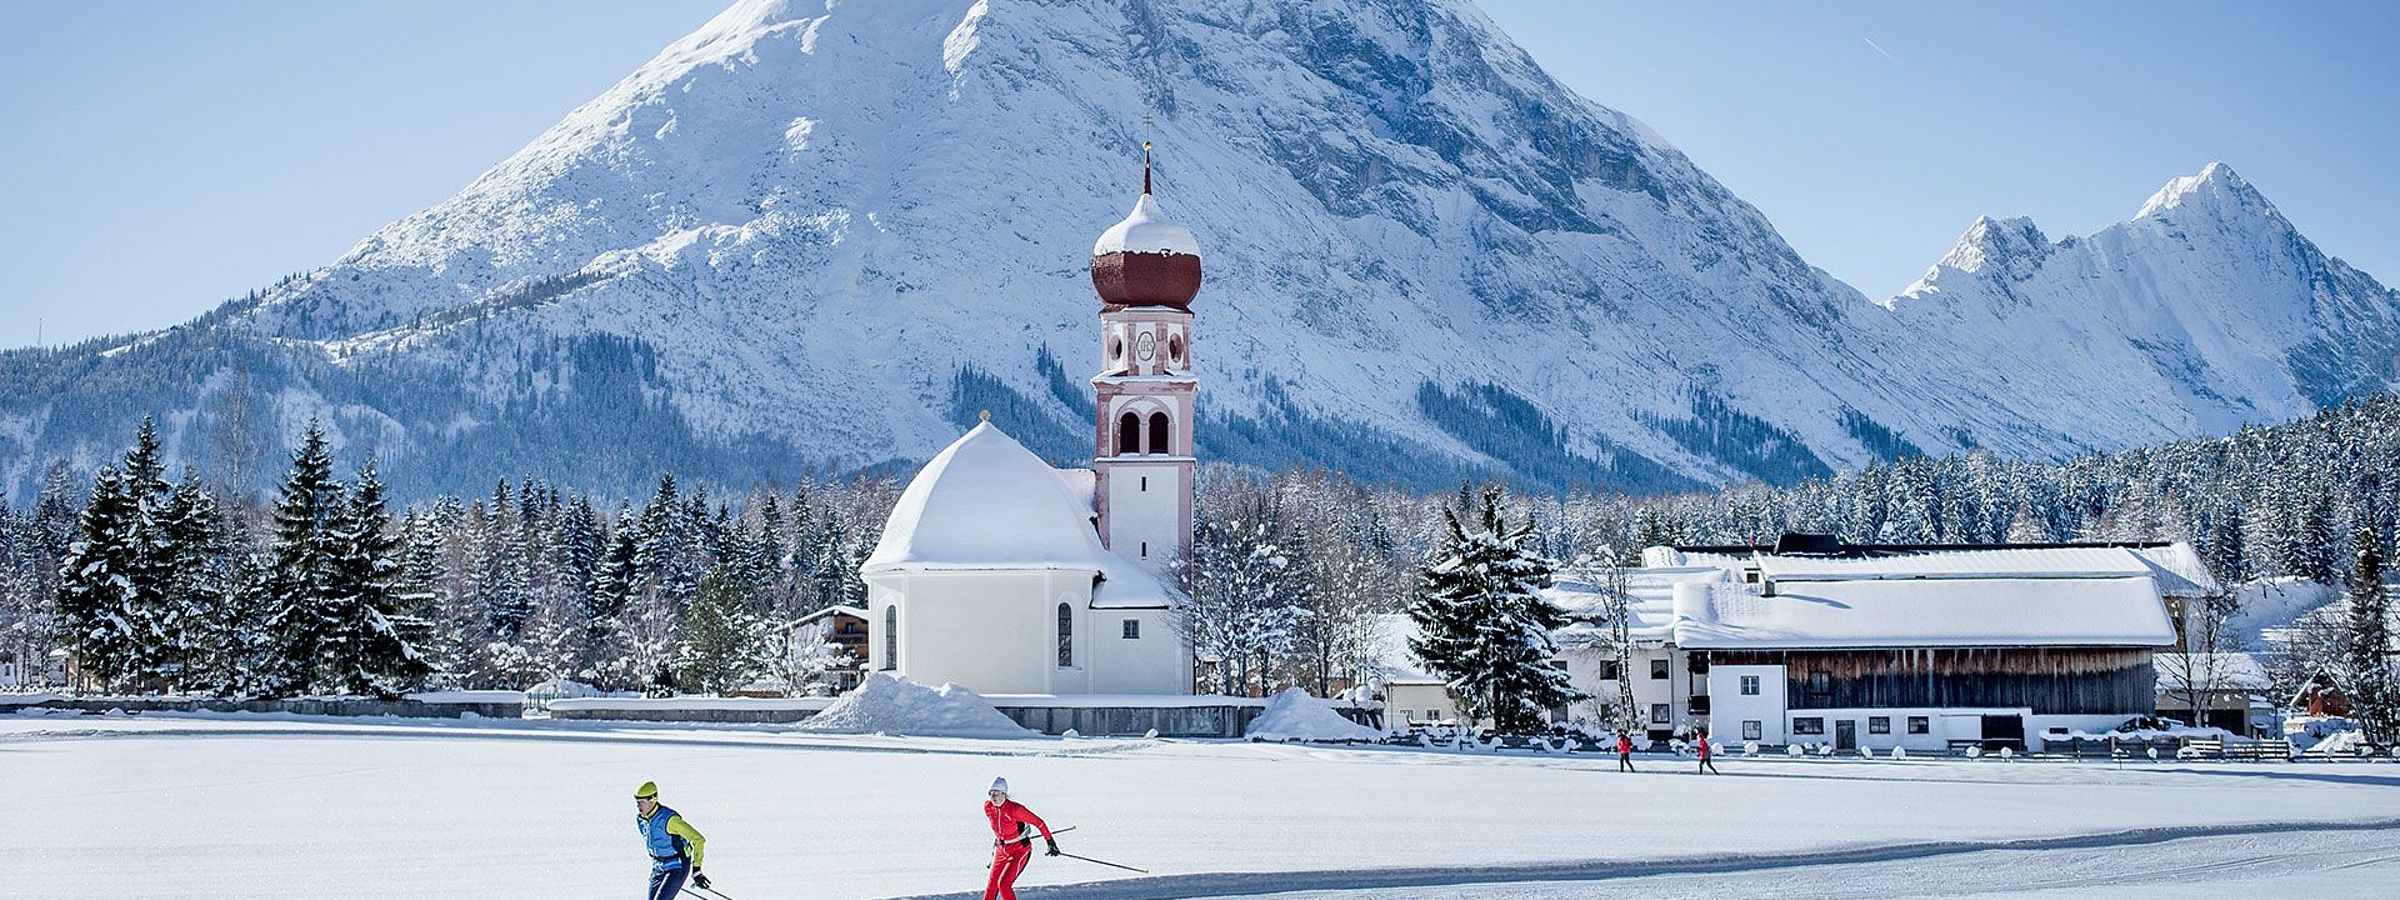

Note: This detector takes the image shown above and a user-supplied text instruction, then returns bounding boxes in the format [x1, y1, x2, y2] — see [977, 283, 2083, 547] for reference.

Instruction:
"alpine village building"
[1394, 534, 2222, 752]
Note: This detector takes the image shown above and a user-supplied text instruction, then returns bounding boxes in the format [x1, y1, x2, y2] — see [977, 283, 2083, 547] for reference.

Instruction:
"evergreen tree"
[261, 422, 347, 695]
[675, 567, 766, 695]
[2348, 532, 2396, 740]
[322, 462, 432, 696]
[158, 470, 233, 692]
[56, 466, 145, 690]
[1407, 486, 1583, 733]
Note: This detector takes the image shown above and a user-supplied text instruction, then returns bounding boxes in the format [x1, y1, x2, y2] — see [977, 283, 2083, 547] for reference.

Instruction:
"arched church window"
[882, 605, 897, 670]
[1118, 412, 1142, 455]
[1056, 603, 1074, 668]
[1149, 412, 1170, 454]
[1168, 335, 1184, 365]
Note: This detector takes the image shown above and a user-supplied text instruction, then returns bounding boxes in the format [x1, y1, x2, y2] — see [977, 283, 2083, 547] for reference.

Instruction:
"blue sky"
[3, 1, 2394, 348]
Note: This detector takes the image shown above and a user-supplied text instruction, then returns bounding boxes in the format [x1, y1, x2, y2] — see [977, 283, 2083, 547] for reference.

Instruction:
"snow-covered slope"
[1885, 162, 2400, 450]
[1, 1, 2394, 500]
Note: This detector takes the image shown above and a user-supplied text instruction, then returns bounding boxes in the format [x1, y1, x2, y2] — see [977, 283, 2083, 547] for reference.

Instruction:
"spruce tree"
[1407, 486, 1583, 733]
[158, 470, 232, 692]
[57, 467, 145, 690]
[2349, 532, 2395, 740]
[675, 567, 765, 695]
[324, 462, 431, 696]
[262, 423, 346, 695]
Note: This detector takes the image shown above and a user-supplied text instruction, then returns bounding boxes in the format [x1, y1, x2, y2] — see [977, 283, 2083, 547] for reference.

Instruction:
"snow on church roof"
[861, 422, 1173, 608]
[1092, 193, 1200, 257]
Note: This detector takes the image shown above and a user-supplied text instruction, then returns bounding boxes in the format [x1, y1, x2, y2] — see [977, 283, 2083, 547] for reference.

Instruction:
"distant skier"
[1616, 731, 1636, 772]
[1696, 730, 1720, 774]
[634, 781, 710, 900]
[984, 777, 1059, 900]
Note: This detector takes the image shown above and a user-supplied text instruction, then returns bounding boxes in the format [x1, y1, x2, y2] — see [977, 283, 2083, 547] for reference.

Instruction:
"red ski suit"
[984, 799, 1054, 900]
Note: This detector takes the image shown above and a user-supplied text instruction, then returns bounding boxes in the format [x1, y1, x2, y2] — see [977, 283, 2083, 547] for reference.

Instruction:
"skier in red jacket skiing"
[984, 777, 1058, 900]
[1615, 731, 1636, 772]
[1696, 730, 1720, 774]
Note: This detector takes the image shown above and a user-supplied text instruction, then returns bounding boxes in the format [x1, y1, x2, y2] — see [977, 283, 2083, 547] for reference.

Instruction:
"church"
[857, 151, 1199, 696]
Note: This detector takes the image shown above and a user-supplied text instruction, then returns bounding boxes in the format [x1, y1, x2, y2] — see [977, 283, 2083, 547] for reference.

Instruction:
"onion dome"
[1091, 143, 1202, 311]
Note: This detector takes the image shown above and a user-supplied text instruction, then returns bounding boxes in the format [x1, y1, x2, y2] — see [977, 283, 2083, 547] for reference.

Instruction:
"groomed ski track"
[881, 818, 2400, 899]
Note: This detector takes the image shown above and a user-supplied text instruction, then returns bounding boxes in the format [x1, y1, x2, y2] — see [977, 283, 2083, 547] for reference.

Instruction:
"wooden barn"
[1613, 536, 2203, 751]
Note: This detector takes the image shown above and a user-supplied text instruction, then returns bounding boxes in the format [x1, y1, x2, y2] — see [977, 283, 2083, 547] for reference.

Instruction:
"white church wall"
[1087, 607, 1188, 694]
[871, 571, 1097, 695]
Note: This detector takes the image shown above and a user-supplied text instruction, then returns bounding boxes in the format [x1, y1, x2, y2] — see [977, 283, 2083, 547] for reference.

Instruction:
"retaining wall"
[13, 696, 525, 719]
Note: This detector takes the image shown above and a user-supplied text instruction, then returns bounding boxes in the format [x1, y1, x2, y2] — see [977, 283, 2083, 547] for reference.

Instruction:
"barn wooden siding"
[1707, 648, 2156, 715]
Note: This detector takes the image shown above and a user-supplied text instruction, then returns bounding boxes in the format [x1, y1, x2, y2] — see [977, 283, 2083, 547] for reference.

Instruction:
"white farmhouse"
[858, 152, 1202, 696]
[1546, 536, 2217, 752]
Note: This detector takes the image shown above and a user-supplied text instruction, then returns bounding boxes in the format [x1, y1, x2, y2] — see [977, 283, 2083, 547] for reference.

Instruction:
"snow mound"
[794, 673, 1034, 739]
[1245, 688, 1384, 743]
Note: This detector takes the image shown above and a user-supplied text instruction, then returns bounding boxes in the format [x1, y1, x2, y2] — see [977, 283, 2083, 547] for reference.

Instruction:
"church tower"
[1090, 143, 1199, 576]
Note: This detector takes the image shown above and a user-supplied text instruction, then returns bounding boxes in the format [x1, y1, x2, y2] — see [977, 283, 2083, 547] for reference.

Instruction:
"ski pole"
[1054, 850, 1149, 874]
[999, 824, 1080, 848]
[687, 884, 739, 900]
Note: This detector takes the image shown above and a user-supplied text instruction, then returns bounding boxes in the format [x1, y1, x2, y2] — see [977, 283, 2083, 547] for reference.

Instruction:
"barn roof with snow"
[1609, 537, 2196, 651]
[862, 421, 1174, 608]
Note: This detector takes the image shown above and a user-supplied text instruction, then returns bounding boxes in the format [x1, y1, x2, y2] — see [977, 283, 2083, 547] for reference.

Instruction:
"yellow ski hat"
[635, 781, 660, 799]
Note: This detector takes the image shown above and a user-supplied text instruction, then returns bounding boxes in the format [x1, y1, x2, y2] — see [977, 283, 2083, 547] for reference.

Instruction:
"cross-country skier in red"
[1696, 730, 1720, 774]
[984, 777, 1058, 900]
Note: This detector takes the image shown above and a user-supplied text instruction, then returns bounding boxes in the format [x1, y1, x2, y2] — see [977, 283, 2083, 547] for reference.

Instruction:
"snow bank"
[0, 692, 64, 707]
[1244, 687, 1384, 743]
[794, 674, 1033, 738]
[403, 690, 527, 704]
[2061, 724, 2235, 741]
[548, 696, 837, 712]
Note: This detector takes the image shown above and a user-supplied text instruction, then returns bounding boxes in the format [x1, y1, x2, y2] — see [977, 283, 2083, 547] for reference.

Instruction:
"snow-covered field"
[16, 714, 2400, 898]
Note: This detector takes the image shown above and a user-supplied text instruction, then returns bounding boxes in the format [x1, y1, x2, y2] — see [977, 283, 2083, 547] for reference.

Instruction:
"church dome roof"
[1091, 176, 1202, 311]
[862, 421, 1119, 575]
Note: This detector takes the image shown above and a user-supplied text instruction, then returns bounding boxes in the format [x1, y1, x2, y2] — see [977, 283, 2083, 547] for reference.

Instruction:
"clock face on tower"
[1136, 331, 1157, 363]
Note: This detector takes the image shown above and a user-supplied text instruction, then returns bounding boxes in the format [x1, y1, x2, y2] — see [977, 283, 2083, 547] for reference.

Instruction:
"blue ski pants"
[648, 865, 689, 900]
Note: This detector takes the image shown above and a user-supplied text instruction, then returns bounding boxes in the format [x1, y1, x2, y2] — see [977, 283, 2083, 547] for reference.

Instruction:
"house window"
[1742, 720, 1763, 741]
[1650, 703, 1670, 724]
[881, 606, 897, 670]
[1056, 603, 1073, 668]
[1907, 716, 1930, 734]
[1595, 661, 1620, 681]
[1792, 717, 1825, 735]
[1401, 709, 1415, 721]
[1869, 716, 1891, 735]
[1649, 659, 1670, 680]
[1739, 675, 1760, 696]
[1122, 619, 1140, 639]
[1806, 671, 1831, 696]
[1149, 412, 1171, 454]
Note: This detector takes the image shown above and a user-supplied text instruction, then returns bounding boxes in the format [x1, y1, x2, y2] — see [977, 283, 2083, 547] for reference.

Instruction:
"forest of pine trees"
[4, 393, 2399, 723]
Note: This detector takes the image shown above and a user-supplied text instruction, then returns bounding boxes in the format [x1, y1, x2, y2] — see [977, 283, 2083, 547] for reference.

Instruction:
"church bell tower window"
[1117, 412, 1141, 455]
[1149, 412, 1170, 455]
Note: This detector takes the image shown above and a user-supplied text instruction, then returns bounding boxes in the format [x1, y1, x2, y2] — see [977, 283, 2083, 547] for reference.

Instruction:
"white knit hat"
[989, 777, 1009, 794]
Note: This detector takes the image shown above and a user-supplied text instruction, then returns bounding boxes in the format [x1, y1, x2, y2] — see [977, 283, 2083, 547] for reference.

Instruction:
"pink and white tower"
[1090, 142, 1199, 576]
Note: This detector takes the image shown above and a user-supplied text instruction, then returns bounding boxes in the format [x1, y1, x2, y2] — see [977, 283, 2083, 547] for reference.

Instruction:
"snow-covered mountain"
[2, 0, 2395, 501]
[1884, 162, 2400, 448]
